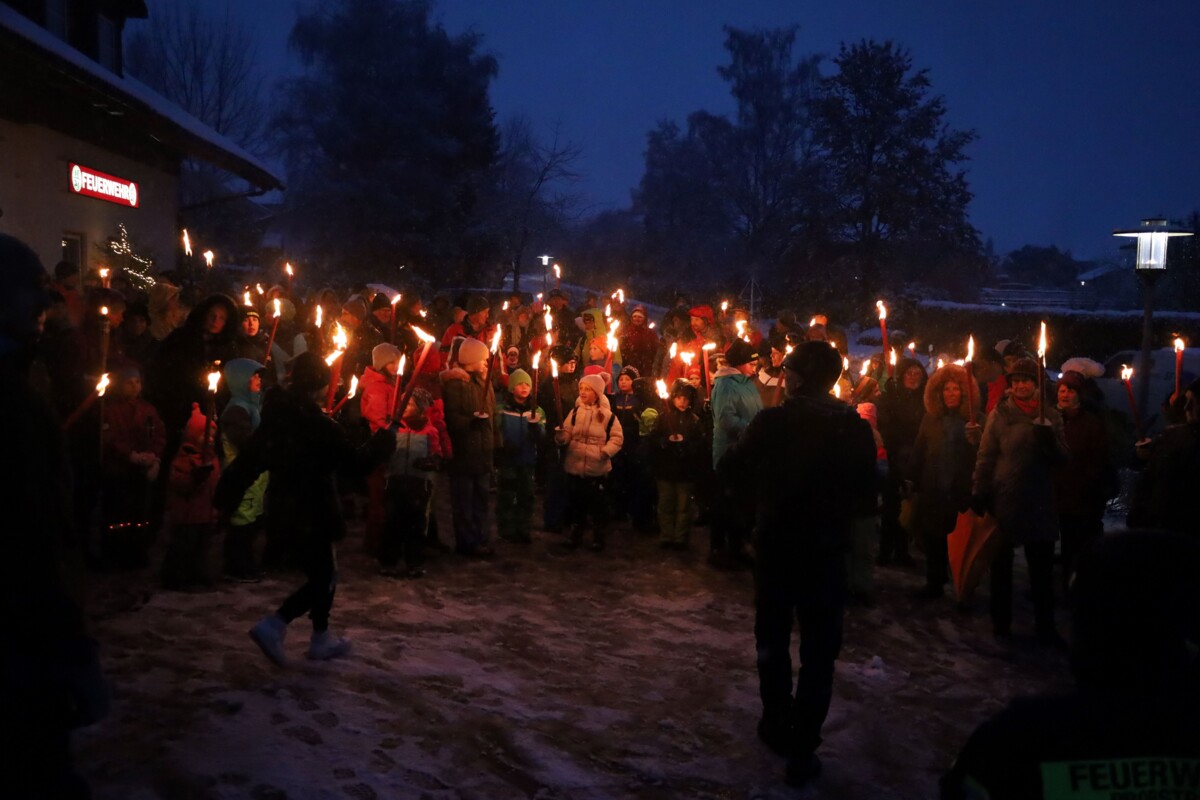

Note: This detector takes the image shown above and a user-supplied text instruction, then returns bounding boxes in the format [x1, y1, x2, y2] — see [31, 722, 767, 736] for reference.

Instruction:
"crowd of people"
[4, 231, 1197, 796]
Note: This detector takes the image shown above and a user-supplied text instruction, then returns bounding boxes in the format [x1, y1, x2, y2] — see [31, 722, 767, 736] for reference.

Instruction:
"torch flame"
[967, 335, 975, 362]
[315, 305, 323, 328]
[860, 359, 870, 377]
[785, 345, 794, 355]
[843, 356, 850, 371]
[99, 267, 110, 279]
[1175, 336, 1185, 353]
[503, 300, 509, 311]
[721, 300, 729, 313]
[553, 263, 561, 279]
[203, 250, 214, 268]
[617, 289, 625, 304]
[809, 317, 817, 328]
[207, 370, 220, 393]
[907, 341, 916, 352]
[244, 291, 253, 307]
[411, 324, 435, 344]
[938, 358, 946, 369]
[332, 322, 348, 351]
[735, 319, 747, 338]
[96, 373, 110, 397]
[1121, 364, 1133, 382]
[325, 351, 343, 367]
[536, 292, 544, 301]
[182, 229, 192, 257]
[532, 351, 542, 370]
[284, 262, 294, 277]
[256, 283, 265, 295]
[490, 327, 503, 354]
[392, 293, 403, 307]
[649, 322, 656, 329]
[876, 300, 887, 321]
[1037, 321, 1047, 359]
[680, 351, 694, 366]
[833, 383, 841, 399]
[702, 342, 717, 351]
[545, 332, 552, 348]
[100, 305, 109, 317]
[273, 298, 282, 318]
[544, 308, 553, 332]
[656, 379, 669, 399]
[605, 303, 612, 319]
[398, 354, 407, 376]
[669, 342, 678, 360]
[889, 348, 897, 366]
[953, 359, 965, 366]
[551, 358, 559, 378]
[419, 309, 427, 318]
[346, 375, 359, 399]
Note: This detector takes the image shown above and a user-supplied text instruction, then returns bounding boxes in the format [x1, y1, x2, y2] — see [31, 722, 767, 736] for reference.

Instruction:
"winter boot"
[307, 630, 352, 661]
[249, 614, 289, 667]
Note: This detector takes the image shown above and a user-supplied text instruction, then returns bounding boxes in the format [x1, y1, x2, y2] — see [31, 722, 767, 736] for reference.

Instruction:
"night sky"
[155, 0, 1200, 261]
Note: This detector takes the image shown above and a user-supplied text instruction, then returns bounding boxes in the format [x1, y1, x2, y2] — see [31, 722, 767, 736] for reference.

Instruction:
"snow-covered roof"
[1076, 261, 1127, 282]
[0, 5, 283, 190]
[918, 299, 1200, 320]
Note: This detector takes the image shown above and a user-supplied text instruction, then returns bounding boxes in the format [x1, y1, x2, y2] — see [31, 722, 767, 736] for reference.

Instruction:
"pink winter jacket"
[554, 394, 624, 477]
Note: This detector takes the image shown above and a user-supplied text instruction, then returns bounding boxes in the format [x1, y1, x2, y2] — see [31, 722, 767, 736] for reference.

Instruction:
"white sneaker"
[249, 614, 288, 667]
[307, 630, 352, 661]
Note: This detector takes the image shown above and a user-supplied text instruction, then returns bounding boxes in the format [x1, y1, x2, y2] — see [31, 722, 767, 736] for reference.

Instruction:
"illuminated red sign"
[69, 163, 138, 207]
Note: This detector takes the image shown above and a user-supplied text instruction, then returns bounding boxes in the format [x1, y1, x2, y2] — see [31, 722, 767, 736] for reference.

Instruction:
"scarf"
[1011, 394, 1039, 417]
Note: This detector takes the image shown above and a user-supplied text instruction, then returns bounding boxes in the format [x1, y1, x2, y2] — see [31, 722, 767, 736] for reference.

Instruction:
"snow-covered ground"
[76, 511, 1071, 800]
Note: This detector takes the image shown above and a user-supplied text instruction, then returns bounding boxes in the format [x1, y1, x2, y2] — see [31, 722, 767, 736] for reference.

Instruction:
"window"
[61, 232, 84, 269]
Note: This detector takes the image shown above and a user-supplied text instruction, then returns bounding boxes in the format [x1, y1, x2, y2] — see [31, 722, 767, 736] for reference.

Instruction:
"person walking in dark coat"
[909, 364, 983, 598]
[972, 358, 1069, 643]
[247, 352, 394, 666]
[877, 357, 928, 565]
[1052, 370, 1114, 591]
[941, 531, 1200, 800]
[1127, 376, 1200, 536]
[718, 342, 878, 788]
[648, 379, 707, 548]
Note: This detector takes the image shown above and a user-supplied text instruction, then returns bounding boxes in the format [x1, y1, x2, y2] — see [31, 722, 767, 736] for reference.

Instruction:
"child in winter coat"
[494, 369, 546, 543]
[648, 380, 707, 548]
[380, 388, 442, 577]
[609, 366, 651, 527]
[163, 403, 221, 589]
[360, 343, 402, 554]
[219, 358, 268, 581]
[100, 363, 166, 568]
[554, 373, 624, 550]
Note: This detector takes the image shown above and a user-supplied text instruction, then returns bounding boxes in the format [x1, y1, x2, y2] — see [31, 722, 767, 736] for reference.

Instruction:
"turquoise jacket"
[710, 367, 763, 468]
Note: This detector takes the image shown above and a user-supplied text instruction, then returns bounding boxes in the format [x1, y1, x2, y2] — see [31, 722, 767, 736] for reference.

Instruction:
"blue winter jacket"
[710, 367, 764, 468]
[495, 394, 546, 467]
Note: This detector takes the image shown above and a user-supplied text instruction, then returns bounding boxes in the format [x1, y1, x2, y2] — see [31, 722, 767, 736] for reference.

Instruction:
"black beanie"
[783, 341, 843, 394]
[724, 339, 759, 368]
[287, 351, 332, 393]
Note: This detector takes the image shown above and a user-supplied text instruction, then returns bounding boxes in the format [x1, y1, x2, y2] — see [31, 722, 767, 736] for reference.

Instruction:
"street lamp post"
[1113, 217, 1193, 418]
[539, 254, 552, 298]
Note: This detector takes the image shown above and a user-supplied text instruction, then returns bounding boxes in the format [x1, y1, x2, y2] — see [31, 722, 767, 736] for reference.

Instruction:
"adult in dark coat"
[1052, 370, 1113, 590]
[718, 342, 878, 788]
[909, 364, 984, 598]
[941, 531, 1200, 800]
[145, 293, 240, 435]
[440, 337, 497, 557]
[1127, 377, 1199, 536]
[876, 356, 928, 565]
[618, 305, 660, 378]
[1, 234, 107, 799]
[972, 358, 1069, 642]
[538, 345, 581, 532]
[246, 352, 394, 666]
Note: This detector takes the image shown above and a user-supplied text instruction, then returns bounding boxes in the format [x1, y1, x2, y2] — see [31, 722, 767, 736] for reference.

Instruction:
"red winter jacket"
[102, 396, 166, 464]
[359, 366, 394, 433]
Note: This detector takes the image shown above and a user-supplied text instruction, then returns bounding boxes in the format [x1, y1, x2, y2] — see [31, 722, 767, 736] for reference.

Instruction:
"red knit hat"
[688, 305, 714, 324]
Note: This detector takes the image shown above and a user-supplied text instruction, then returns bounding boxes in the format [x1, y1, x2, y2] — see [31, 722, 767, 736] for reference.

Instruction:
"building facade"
[0, 0, 281, 275]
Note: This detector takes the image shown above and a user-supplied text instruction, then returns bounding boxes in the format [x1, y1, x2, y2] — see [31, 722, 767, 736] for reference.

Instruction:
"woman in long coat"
[972, 358, 1069, 642]
[908, 364, 983, 598]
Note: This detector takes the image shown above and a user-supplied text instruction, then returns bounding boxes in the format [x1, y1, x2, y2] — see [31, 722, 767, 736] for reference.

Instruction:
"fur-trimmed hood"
[924, 363, 980, 419]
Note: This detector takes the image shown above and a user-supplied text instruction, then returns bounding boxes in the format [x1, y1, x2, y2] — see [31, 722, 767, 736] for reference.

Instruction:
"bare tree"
[482, 115, 583, 290]
[125, 0, 267, 154]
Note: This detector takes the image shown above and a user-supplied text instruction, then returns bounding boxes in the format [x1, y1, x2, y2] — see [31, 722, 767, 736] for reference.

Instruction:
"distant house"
[0, 0, 282, 274]
[1075, 260, 1138, 309]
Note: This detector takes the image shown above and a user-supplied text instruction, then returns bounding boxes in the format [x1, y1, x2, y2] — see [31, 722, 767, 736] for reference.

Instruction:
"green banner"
[1041, 758, 1200, 799]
